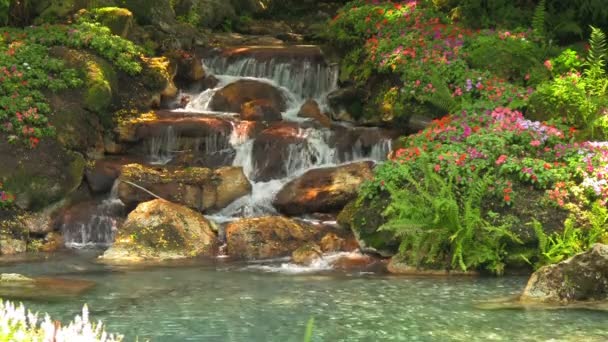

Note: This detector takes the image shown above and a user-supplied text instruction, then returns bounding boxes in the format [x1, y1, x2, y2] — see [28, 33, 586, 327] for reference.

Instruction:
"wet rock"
[85, 158, 130, 194]
[292, 243, 323, 265]
[327, 87, 364, 113]
[209, 80, 287, 113]
[521, 244, 608, 303]
[173, 0, 236, 29]
[117, 110, 234, 143]
[39, 232, 65, 253]
[251, 122, 314, 181]
[331, 253, 385, 271]
[225, 216, 320, 260]
[240, 99, 283, 122]
[166, 50, 205, 85]
[20, 200, 68, 235]
[0, 236, 26, 256]
[273, 161, 375, 215]
[0, 273, 95, 300]
[202, 75, 220, 90]
[117, 164, 251, 212]
[298, 99, 331, 127]
[0, 135, 85, 210]
[100, 199, 217, 264]
[320, 232, 351, 253]
[332, 125, 396, 161]
[387, 258, 479, 276]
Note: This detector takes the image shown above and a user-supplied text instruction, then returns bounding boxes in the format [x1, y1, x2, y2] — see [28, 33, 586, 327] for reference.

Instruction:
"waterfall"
[203, 54, 339, 100]
[147, 126, 178, 165]
[62, 182, 124, 248]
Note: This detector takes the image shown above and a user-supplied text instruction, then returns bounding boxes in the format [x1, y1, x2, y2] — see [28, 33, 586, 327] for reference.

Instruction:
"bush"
[0, 16, 144, 146]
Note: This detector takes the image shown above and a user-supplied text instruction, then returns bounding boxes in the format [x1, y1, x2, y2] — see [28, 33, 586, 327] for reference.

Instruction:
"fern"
[532, 0, 546, 41]
[585, 26, 607, 80]
[425, 74, 457, 114]
[380, 153, 518, 274]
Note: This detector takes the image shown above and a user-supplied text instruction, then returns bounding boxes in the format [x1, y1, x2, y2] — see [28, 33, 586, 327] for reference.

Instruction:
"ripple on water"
[0, 254, 607, 341]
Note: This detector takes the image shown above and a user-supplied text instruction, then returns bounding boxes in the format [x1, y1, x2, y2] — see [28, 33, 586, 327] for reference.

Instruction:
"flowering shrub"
[0, 17, 143, 147]
[0, 299, 122, 341]
[0, 182, 15, 208]
[359, 106, 608, 271]
[325, 1, 540, 121]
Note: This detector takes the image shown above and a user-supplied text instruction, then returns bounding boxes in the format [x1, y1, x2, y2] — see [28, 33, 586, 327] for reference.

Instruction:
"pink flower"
[530, 140, 541, 147]
[544, 60, 553, 71]
[495, 154, 507, 165]
[434, 164, 441, 172]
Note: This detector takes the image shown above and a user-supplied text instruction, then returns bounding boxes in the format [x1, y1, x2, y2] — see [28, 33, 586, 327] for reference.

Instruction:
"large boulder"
[0, 136, 85, 211]
[0, 273, 95, 300]
[209, 80, 287, 114]
[225, 216, 319, 260]
[273, 161, 375, 215]
[117, 164, 251, 212]
[521, 244, 608, 303]
[100, 199, 217, 263]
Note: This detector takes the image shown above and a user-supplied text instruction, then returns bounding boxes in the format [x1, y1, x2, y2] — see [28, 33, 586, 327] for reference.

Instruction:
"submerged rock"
[117, 164, 251, 212]
[387, 258, 479, 276]
[273, 161, 375, 215]
[291, 243, 323, 265]
[521, 244, 608, 303]
[0, 273, 95, 300]
[225, 216, 319, 260]
[100, 199, 217, 264]
[209, 79, 286, 114]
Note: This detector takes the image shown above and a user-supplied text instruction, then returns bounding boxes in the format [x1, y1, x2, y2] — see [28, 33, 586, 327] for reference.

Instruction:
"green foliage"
[584, 26, 607, 80]
[464, 33, 543, 84]
[530, 28, 608, 138]
[532, 0, 546, 41]
[0, 15, 145, 146]
[303, 318, 314, 342]
[379, 153, 518, 274]
[0, 0, 8, 26]
[531, 200, 608, 267]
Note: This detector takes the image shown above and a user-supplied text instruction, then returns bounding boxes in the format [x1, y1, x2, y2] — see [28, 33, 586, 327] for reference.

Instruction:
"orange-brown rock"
[240, 99, 283, 122]
[273, 161, 375, 215]
[251, 122, 312, 181]
[209, 79, 286, 113]
[225, 216, 319, 260]
[100, 199, 217, 264]
[117, 164, 251, 212]
[298, 99, 331, 127]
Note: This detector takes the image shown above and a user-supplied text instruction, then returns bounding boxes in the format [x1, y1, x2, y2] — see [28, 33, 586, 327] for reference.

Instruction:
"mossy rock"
[84, 58, 118, 121]
[100, 199, 217, 263]
[0, 137, 85, 210]
[89, 7, 134, 37]
[338, 196, 398, 257]
[50, 47, 118, 127]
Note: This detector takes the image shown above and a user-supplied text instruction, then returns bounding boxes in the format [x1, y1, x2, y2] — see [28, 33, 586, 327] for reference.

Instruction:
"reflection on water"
[0, 252, 607, 342]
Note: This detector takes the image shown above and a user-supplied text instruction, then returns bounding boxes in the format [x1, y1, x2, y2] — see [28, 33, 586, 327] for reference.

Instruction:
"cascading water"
[203, 51, 339, 100]
[194, 48, 392, 221]
[62, 182, 124, 248]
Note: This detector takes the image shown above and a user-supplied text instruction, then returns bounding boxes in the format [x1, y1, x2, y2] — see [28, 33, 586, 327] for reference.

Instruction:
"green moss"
[84, 58, 117, 125]
[90, 7, 134, 37]
[339, 196, 398, 256]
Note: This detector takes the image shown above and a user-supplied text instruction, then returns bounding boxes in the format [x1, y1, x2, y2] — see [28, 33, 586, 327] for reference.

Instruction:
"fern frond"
[585, 26, 607, 79]
[532, 0, 546, 41]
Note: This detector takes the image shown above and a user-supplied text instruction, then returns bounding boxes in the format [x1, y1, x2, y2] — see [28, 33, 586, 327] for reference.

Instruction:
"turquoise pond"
[0, 251, 606, 342]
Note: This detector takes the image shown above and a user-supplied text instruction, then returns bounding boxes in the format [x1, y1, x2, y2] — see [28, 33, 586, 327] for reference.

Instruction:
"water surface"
[0, 252, 606, 341]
